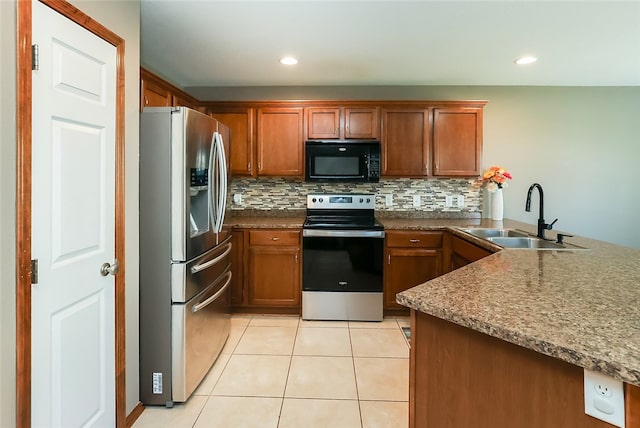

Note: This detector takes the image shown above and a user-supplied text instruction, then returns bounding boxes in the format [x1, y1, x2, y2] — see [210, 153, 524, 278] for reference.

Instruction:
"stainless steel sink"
[462, 228, 530, 239]
[487, 236, 587, 251]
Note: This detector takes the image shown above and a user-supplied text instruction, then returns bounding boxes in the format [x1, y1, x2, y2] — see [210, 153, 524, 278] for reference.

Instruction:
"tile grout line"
[276, 317, 300, 428]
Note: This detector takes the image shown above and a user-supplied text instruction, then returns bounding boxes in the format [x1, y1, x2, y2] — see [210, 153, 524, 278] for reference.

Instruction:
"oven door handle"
[303, 229, 385, 238]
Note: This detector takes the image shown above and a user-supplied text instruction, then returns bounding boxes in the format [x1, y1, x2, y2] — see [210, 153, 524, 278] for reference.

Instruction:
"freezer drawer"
[172, 236, 232, 303]
[171, 269, 231, 403]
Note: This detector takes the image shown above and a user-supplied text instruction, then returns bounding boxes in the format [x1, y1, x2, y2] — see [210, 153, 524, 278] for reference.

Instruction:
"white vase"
[491, 188, 504, 221]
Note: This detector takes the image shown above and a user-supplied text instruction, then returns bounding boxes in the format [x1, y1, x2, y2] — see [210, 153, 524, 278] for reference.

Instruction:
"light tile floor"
[133, 314, 410, 428]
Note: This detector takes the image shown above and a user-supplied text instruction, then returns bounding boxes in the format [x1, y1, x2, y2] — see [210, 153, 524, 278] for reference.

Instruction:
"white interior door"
[31, 2, 117, 427]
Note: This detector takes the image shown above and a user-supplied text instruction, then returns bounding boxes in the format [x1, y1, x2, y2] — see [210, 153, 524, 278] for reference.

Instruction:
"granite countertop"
[225, 211, 640, 386]
[393, 218, 640, 388]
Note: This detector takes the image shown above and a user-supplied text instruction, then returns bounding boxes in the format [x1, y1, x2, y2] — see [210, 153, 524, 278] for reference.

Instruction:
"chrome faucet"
[525, 183, 557, 239]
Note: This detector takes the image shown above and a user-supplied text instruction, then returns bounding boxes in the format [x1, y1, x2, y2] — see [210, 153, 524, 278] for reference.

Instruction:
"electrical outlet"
[233, 193, 242, 205]
[445, 195, 454, 207]
[457, 195, 465, 208]
[584, 369, 625, 427]
[385, 194, 393, 206]
[413, 195, 421, 207]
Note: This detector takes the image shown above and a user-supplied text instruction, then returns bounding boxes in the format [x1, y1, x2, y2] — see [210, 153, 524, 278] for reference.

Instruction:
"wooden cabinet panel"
[230, 230, 244, 306]
[306, 108, 340, 139]
[248, 246, 301, 307]
[211, 109, 255, 176]
[249, 230, 300, 246]
[386, 231, 443, 248]
[432, 108, 482, 176]
[172, 94, 195, 109]
[384, 231, 443, 310]
[247, 229, 301, 309]
[345, 108, 379, 139]
[450, 235, 492, 270]
[410, 311, 616, 428]
[306, 107, 379, 140]
[257, 108, 304, 176]
[140, 79, 171, 110]
[382, 109, 430, 176]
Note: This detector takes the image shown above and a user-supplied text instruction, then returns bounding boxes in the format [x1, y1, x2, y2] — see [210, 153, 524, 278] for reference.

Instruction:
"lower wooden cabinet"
[240, 229, 301, 311]
[230, 230, 244, 306]
[450, 234, 492, 270]
[410, 311, 623, 428]
[384, 231, 443, 310]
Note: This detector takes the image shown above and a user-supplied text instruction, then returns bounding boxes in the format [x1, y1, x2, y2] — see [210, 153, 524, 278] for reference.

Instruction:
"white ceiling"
[140, 1, 640, 89]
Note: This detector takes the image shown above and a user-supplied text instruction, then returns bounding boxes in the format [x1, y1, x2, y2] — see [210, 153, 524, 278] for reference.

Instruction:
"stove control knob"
[366, 198, 371, 203]
[319, 198, 324, 203]
[359, 198, 364, 203]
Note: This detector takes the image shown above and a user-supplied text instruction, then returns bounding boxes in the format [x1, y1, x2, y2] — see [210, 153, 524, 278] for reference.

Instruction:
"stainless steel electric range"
[302, 194, 384, 321]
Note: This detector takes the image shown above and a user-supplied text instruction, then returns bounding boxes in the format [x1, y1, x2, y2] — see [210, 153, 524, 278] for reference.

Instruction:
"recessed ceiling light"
[514, 56, 538, 65]
[280, 56, 298, 65]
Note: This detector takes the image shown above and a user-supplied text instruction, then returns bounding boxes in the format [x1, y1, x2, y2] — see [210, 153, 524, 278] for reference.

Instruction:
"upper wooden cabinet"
[140, 79, 172, 109]
[306, 107, 340, 139]
[432, 107, 483, 176]
[140, 68, 199, 111]
[257, 107, 304, 176]
[211, 108, 255, 176]
[306, 107, 379, 140]
[381, 109, 430, 176]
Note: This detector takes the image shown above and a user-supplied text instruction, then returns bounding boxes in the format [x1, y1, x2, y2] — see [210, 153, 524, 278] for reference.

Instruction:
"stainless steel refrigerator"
[139, 107, 231, 407]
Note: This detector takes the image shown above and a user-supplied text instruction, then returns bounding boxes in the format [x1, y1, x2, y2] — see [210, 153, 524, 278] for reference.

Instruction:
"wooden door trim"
[16, 1, 127, 427]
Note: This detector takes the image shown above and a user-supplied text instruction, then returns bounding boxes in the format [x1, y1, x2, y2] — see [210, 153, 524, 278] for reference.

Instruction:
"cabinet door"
[257, 108, 304, 176]
[306, 107, 340, 139]
[248, 246, 301, 307]
[381, 109, 430, 176]
[450, 235, 492, 271]
[345, 108, 379, 139]
[230, 230, 244, 306]
[140, 79, 172, 110]
[384, 247, 442, 309]
[172, 94, 195, 109]
[212, 109, 255, 176]
[432, 108, 482, 176]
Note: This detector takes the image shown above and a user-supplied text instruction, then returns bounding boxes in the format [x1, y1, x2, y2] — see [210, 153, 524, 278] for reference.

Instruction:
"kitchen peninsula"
[395, 219, 640, 428]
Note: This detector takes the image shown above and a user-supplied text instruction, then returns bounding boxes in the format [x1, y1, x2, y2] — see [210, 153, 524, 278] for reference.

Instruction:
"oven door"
[302, 229, 384, 292]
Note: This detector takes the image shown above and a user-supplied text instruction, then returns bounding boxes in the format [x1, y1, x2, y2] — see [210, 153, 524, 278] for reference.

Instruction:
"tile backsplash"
[229, 177, 483, 216]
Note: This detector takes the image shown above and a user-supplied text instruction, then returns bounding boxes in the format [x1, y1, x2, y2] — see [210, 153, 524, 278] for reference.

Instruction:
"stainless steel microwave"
[305, 140, 381, 182]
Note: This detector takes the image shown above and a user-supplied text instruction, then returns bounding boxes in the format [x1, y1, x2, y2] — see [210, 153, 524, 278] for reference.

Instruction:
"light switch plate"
[445, 195, 454, 207]
[584, 369, 625, 427]
[385, 194, 393, 206]
[457, 195, 465, 208]
[413, 195, 421, 207]
[233, 193, 242, 205]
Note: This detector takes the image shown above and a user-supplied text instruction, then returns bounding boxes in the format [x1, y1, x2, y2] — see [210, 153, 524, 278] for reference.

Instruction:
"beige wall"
[0, 1, 17, 426]
[192, 85, 640, 249]
[67, 0, 142, 414]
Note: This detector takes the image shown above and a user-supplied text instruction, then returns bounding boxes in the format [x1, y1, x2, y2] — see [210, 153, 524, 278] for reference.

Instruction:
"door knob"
[100, 260, 119, 276]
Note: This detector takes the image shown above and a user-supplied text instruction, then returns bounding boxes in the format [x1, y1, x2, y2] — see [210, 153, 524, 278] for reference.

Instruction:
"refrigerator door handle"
[207, 131, 216, 233]
[214, 131, 227, 234]
[190, 242, 232, 274]
[192, 271, 232, 313]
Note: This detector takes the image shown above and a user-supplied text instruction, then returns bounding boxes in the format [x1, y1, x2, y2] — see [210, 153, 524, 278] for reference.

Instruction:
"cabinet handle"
[409, 239, 420, 243]
[295, 253, 299, 263]
[271, 237, 280, 241]
[247, 161, 251, 172]
[144, 96, 149, 106]
[388, 254, 391, 264]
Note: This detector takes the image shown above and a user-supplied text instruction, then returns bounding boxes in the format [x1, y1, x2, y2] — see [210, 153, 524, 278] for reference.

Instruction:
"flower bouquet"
[483, 166, 512, 192]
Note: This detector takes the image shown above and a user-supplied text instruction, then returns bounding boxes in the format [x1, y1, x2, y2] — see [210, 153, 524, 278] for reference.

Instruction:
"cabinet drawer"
[249, 230, 300, 246]
[386, 231, 443, 248]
